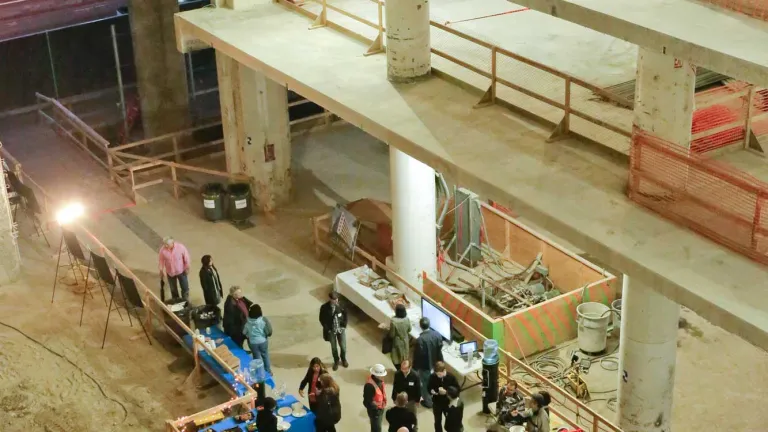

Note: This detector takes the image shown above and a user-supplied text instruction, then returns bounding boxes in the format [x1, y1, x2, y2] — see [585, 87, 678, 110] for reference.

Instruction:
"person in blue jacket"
[243, 304, 273, 375]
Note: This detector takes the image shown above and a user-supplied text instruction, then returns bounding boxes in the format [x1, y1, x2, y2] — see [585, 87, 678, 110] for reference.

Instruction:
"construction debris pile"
[444, 252, 561, 316]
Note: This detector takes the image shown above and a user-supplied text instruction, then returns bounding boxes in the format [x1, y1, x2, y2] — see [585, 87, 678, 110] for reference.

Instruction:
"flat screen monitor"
[460, 341, 477, 355]
[421, 298, 451, 341]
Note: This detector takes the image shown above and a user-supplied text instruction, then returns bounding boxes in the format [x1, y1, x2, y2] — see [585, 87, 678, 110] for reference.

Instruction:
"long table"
[202, 395, 315, 432]
[182, 326, 275, 396]
[334, 267, 484, 387]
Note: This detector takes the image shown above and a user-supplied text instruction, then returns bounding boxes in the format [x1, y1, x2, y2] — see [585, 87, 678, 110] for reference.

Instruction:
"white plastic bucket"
[576, 302, 611, 353]
[611, 298, 622, 333]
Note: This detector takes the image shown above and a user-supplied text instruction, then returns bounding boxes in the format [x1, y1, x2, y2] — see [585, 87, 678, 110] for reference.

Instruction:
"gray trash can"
[227, 182, 252, 222]
[202, 183, 225, 221]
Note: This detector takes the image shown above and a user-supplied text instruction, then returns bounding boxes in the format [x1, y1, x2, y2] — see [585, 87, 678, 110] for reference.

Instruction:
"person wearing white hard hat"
[364, 364, 388, 432]
[158, 236, 191, 300]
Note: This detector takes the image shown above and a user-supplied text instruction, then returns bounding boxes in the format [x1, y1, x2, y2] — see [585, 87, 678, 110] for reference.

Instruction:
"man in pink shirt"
[158, 236, 191, 300]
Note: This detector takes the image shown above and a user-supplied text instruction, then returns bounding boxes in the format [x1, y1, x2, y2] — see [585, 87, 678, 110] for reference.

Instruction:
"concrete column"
[389, 148, 436, 291]
[0, 159, 20, 284]
[216, 52, 291, 213]
[129, 0, 190, 137]
[385, 0, 431, 82]
[617, 275, 680, 432]
[634, 48, 696, 145]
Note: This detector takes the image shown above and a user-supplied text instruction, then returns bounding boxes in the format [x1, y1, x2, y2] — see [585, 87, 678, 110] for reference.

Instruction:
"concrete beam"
[507, 0, 768, 87]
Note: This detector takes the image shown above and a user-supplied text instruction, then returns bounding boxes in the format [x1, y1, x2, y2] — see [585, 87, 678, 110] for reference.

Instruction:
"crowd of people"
[158, 237, 551, 432]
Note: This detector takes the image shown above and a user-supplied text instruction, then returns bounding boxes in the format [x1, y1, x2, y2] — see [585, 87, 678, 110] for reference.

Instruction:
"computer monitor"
[460, 341, 477, 355]
[421, 298, 451, 341]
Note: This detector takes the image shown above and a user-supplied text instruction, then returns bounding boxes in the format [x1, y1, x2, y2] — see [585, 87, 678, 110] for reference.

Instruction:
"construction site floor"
[2, 118, 768, 430]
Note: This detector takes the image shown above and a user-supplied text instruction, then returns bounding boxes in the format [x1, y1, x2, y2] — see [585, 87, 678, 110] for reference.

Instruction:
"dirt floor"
[1, 118, 768, 431]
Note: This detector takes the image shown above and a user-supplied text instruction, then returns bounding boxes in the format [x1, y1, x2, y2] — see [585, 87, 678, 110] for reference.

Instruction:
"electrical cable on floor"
[0, 320, 129, 423]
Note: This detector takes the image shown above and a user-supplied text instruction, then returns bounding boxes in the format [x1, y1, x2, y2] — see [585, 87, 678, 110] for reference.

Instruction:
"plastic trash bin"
[227, 182, 252, 222]
[201, 183, 225, 221]
[163, 298, 191, 339]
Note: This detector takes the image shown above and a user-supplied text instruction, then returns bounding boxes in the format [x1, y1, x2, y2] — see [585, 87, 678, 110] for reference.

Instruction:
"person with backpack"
[243, 304, 273, 375]
[315, 374, 342, 432]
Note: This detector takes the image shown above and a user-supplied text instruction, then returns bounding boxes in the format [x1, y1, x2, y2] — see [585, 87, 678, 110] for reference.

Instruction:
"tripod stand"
[51, 227, 91, 303]
[79, 250, 122, 327]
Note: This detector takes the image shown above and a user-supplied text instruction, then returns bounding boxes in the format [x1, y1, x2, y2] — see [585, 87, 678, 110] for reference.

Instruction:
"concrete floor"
[3, 117, 768, 430]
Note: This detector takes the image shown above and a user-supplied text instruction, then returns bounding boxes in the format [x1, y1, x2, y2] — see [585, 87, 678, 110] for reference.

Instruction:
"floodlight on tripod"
[51, 202, 90, 303]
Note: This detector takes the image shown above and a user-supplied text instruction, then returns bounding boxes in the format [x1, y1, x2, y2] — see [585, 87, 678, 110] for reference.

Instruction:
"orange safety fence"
[699, 0, 768, 21]
[629, 128, 768, 265]
[691, 83, 751, 153]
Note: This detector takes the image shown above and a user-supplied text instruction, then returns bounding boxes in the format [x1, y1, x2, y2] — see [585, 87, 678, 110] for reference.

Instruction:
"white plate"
[277, 407, 293, 416]
[292, 409, 307, 418]
[278, 421, 291, 431]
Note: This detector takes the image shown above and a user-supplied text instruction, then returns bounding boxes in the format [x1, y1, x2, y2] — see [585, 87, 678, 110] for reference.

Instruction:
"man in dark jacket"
[428, 362, 460, 432]
[319, 291, 348, 371]
[444, 386, 464, 432]
[199, 255, 223, 306]
[222, 286, 252, 348]
[391, 360, 420, 412]
[413, 317, 444, 408]
[386, 392, 418, 432]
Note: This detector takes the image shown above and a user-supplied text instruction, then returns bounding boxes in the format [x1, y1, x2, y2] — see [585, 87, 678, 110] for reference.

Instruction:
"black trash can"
[163, 298, 192, 339]
[202, 183, 225, 221]
[191, 305, 221, 330]
[227, 182, 252, 222]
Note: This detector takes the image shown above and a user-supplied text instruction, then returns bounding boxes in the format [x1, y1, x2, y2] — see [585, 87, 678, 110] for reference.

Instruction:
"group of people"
[158, 237, 550, 432]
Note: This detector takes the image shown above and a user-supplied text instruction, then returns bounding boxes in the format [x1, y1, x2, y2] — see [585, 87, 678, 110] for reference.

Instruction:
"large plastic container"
[249, 358, 266, 383]
[201, 183, 225, 221]
[482, 339, 499, 365]
[163, 298, 191, 339]
[227, 183, 252, 222]
[576, 302, 611, 354]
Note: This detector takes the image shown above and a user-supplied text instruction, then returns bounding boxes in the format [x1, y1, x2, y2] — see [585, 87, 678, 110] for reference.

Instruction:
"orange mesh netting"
[628, 128, 768, 265]
[699, 0, 768, 21]
[691, 83, 750, 153]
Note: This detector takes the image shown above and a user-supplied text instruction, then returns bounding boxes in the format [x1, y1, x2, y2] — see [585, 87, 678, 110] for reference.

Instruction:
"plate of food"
[292, 409, 307, 418]
[234, 412, 253, 423]
[291, 402, 303, 410]
[278, 420, 292, 431]
[277, 407, 293, 417]
[246, 423, 259, 432]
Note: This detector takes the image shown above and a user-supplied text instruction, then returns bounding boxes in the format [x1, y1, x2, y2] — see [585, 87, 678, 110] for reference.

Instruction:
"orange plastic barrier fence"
[629, 128, 768, 265]
[699, 0, 768, 21]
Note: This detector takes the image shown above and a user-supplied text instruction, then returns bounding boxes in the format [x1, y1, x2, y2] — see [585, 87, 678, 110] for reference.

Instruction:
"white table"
[335, 266, 484, 386]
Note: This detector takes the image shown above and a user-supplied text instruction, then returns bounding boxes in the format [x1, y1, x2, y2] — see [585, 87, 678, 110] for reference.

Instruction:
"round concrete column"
[389, 147, 436, 291]
[617, 275, 680, 432]
[385, 0, 431, 82]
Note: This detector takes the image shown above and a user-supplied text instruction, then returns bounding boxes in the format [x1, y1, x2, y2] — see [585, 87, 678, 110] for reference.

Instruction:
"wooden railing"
[0, 144, 256, 399]
[280, 0, 632, 145]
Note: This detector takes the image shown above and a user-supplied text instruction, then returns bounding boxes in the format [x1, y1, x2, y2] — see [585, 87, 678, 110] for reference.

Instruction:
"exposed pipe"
[435, 172, 451, 241]
[44, 31, 59, 99]
[110, 24, 128, 138]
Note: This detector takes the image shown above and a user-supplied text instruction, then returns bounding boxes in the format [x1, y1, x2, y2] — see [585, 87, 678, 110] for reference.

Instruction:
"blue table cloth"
[202, 394, 316, 432]
[182, 326, 275, 395]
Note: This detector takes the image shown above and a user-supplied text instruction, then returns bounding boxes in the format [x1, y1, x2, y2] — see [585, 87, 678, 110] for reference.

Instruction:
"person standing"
[315, 374, 342, 432]
[391, 360, 420, 412]
[243, 304, 274, 375]
[389, 304, 412, 371]
[256, 396, 279, 432]
[319, 292, 348, 371]
[299, 357, 328, 412]
[385, 392, 418, 432]
[413, 317, 444, 408]
[199, 254, 223, 306]
[158, 236, 191, 300]
[363, 364, 388, 432]
[444, 386, 464, 432]
[428, 362, 460, 432]
[223, 286, 252, 348]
